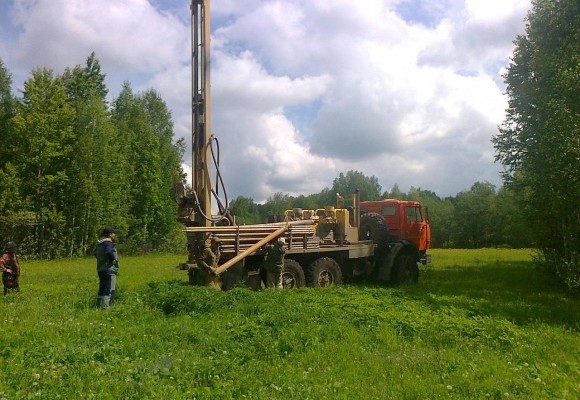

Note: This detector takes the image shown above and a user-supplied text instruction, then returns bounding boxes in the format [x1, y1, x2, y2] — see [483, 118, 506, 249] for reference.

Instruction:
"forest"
[0, 54, 186, 257]
[0, 0, 578, 292]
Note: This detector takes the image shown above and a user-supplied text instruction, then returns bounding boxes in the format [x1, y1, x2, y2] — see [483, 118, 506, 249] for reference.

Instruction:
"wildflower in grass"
[270, 383, 281, 391]
[446, 385, 453, 390]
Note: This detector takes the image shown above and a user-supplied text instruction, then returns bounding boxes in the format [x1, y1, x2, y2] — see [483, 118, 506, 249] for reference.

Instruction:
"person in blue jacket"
[94, 227, 119, 308]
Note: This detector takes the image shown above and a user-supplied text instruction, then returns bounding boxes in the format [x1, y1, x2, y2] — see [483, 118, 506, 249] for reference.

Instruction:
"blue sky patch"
[395, 0, 451, 28]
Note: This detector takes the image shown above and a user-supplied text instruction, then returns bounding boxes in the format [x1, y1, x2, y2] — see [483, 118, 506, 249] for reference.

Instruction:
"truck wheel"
[282, 259, 306, 289]
[392, 254, 419, 285]
[307, 257, 342, 287]
[359, 212, 389, 248]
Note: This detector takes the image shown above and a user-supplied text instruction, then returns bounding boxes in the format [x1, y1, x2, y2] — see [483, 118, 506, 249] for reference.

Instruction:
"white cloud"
[464, 0, 530, 23]
[0, 0, 532, 203]
[8, 0, 188, 93]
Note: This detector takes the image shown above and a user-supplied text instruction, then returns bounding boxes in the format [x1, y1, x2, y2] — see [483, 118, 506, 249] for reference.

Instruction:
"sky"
[0, 0, 532, 202]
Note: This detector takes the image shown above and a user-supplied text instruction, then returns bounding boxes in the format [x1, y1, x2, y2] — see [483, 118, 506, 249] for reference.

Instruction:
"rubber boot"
[97, 295, 111, 308]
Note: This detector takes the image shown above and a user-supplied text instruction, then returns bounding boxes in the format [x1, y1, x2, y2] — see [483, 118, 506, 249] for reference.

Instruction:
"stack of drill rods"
[183, 221, 319, 254]
[182, 219, 317, 232]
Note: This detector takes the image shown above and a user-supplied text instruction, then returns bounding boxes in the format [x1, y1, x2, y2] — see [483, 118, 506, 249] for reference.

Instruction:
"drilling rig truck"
[176, 0, 431, 290]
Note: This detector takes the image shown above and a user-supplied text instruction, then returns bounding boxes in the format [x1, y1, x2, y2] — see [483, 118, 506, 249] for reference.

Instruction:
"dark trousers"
[4, 284, 19, 295]
[3, 273, 20, 295]
[98, 272, 117, 304]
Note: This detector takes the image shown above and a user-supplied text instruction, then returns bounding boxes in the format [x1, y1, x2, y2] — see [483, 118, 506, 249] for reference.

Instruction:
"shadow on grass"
[402, 260, 580, 330]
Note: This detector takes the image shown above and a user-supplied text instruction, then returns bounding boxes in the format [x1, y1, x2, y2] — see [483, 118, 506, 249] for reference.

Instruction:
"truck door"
[405, 206, 423, 249]
[421, 207, 431, 251]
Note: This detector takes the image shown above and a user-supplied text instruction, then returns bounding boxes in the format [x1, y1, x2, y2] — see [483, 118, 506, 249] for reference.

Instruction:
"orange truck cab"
[360, 199, 431, 265]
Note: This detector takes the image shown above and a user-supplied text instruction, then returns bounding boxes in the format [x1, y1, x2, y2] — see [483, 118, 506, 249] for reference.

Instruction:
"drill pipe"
[182, 219, 316, 232]
[212, 225, 288, 276]
[184, 220, 318, 254]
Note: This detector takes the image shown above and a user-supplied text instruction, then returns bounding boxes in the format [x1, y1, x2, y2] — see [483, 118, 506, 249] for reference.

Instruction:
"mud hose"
[212, 226, 288, 277]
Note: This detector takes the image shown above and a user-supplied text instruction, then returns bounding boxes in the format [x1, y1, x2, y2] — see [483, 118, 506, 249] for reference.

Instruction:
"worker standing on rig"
[264, 237, 286, 289]
[196, 235, 222, 287]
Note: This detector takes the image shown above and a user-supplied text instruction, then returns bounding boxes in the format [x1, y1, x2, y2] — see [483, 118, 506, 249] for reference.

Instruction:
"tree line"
[228, 170, 533, 249]
[0, 53, 185, 257]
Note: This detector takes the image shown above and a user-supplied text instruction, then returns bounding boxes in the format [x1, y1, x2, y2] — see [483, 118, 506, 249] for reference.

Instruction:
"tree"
[382, 183, 406, 200]
[11, 69, 76, 256]
[492, 0, 579, 290]
[493, 186, 533, 248]
[331, 170, 382, 202]
[139, 88, 183, 242]
[111, 83, 183, 252]
[452, 182, 497, 248]
[261, 192, 294, 218]
[0, 58, 15, 163]
[229, 196, 261, 224]
[61, 55, 126, 256]
[0, 58, 18, 246]
[292, 194, 320, 211]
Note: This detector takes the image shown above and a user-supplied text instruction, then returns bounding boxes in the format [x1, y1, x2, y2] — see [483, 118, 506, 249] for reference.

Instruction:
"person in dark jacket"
[0, 241, 21, 295]
[94, 227, 119, 308]
[264, 237, 286, 289]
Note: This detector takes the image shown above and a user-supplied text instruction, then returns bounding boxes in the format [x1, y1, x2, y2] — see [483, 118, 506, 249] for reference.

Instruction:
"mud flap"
[376, 242, 403, 282]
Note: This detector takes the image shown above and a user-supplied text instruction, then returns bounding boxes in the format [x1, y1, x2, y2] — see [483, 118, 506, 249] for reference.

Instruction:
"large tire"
[282, 259, 306, 289]
[307, 257, 343, 287]
[359, 212, 389, 248]
[391, 254, 419, 285]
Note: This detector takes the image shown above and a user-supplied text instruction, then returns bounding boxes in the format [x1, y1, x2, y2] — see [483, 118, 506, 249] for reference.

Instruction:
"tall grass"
[1, 249, 578, 399]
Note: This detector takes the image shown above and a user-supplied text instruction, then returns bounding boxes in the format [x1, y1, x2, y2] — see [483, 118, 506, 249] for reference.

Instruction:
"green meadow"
[1, 249, 578, 399]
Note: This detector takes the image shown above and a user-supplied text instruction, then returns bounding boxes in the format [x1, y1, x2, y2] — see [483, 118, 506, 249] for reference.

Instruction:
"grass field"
[1, 249, 578, 399]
